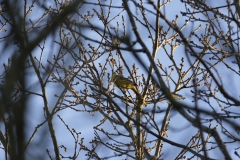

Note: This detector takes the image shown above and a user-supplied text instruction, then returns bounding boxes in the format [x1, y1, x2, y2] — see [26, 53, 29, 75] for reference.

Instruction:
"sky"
[0, 0, 239, 159]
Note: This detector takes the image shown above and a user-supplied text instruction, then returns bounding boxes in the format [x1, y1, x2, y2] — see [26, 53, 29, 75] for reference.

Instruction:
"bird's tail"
[131, 87, 143, 100]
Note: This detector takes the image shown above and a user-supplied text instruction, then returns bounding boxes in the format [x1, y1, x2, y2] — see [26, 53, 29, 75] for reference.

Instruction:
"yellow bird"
[111, 73, 142, 99]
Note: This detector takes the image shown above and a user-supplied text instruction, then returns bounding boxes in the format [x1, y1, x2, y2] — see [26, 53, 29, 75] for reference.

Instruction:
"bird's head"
[111, 73, 117, 82]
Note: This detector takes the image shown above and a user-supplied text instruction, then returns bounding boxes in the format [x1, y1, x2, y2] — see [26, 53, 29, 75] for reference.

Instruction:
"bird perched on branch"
[111, 73, 142, 99]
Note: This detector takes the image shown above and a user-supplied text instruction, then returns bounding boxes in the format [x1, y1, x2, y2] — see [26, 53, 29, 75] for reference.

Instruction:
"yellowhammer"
[111, 73, 142, 99]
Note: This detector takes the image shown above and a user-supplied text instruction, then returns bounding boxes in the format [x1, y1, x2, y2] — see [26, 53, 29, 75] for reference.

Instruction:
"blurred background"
[0, 0, 240, 159]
